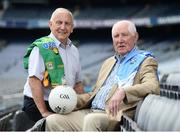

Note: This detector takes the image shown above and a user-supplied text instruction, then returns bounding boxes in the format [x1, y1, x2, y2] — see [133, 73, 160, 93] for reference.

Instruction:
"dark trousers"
[22, 96, 54, 122]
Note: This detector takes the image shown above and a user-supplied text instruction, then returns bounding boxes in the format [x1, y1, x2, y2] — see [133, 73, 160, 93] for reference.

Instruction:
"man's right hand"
[41, 111, 54, 118]
[29, 76, 53, 118]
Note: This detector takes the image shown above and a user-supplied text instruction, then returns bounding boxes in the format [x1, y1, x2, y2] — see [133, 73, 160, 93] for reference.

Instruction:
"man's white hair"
[50, 8, 73, 23]
[112, 20, 137, 36]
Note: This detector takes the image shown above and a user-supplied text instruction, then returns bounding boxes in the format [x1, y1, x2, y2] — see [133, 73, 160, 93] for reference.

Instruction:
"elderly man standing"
[22, 8, 84, 122]
[45, 20, 160, 131]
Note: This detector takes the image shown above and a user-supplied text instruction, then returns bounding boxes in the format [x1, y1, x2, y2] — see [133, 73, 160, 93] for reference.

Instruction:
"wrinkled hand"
[108, 87, 125, 116]
[41, 111, 54, 118]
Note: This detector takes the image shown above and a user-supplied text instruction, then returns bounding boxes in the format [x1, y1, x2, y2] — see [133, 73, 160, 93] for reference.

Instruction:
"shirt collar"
[115, 53, 124, 62]
[114, 46, 137, 62]
[48, 33, 72, 48]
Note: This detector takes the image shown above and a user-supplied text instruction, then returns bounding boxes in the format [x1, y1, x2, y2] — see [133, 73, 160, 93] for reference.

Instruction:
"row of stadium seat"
[0, 105, 35, 131]
[120, 94, 180, 131]
[160, 84, 180, 99]
[120, 81, 180, 131]
[137, 94, 180, 131]
[0, 81, 180, 131]
[160, 73, 180, 86]
[2, 4, 180, 21]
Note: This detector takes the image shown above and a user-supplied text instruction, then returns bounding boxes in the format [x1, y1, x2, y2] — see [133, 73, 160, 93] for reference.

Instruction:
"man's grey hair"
[112, 20, 137, 36]
[50, 8, 74, 23]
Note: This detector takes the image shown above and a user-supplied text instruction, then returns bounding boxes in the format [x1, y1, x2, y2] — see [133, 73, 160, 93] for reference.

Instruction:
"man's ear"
[71, 25, 74, 33]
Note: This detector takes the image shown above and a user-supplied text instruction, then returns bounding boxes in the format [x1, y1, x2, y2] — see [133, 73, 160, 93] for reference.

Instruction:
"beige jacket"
[77, 56, 160, 127]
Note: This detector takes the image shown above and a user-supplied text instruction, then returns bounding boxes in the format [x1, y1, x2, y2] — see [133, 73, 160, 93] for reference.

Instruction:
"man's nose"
[117, 35, 123, 41]
[60, 23, 66, 29]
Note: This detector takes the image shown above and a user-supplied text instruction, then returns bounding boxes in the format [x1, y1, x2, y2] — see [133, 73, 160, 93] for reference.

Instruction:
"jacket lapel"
[89, 57, 116, 101]
[96, 57, 116, 88]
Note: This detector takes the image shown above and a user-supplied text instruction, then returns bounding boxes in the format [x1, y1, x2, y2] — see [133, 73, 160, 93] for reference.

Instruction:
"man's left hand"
[108, 87, 125, 116]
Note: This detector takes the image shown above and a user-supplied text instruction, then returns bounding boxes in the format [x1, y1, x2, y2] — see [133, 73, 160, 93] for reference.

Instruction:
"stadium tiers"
[1, 0, 180, 29]
[1, 15, 180, 29]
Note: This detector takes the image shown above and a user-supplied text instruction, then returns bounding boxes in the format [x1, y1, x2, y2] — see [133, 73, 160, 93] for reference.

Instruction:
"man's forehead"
[53, 11, 73, 23]
[112, 23, 129, 34]
[115, 22, 129, 29]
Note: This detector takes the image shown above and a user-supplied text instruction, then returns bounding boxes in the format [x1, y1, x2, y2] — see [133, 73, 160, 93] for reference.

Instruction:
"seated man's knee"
[46, 114, 60, 130]
[83, 113, 108, 131]
[46, 114, 56, 122]
[84, 113, 97, 124]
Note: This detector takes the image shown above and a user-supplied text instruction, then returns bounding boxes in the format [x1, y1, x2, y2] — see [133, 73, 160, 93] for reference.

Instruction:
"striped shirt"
[91, 57, 122, 110]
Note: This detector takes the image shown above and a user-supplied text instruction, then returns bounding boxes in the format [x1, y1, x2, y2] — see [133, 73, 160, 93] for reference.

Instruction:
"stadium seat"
[118, 100, 143, 131]
[134, 100, 143, 122]
[120, 114, 141, 131]
[160, 74, 169, 83]
[12, 110, 35, 131]
[0, 112, 13, 131]
[27, 118, 46, 131]
[166, 73, 180, 86]
[137, 94, 180, 131]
